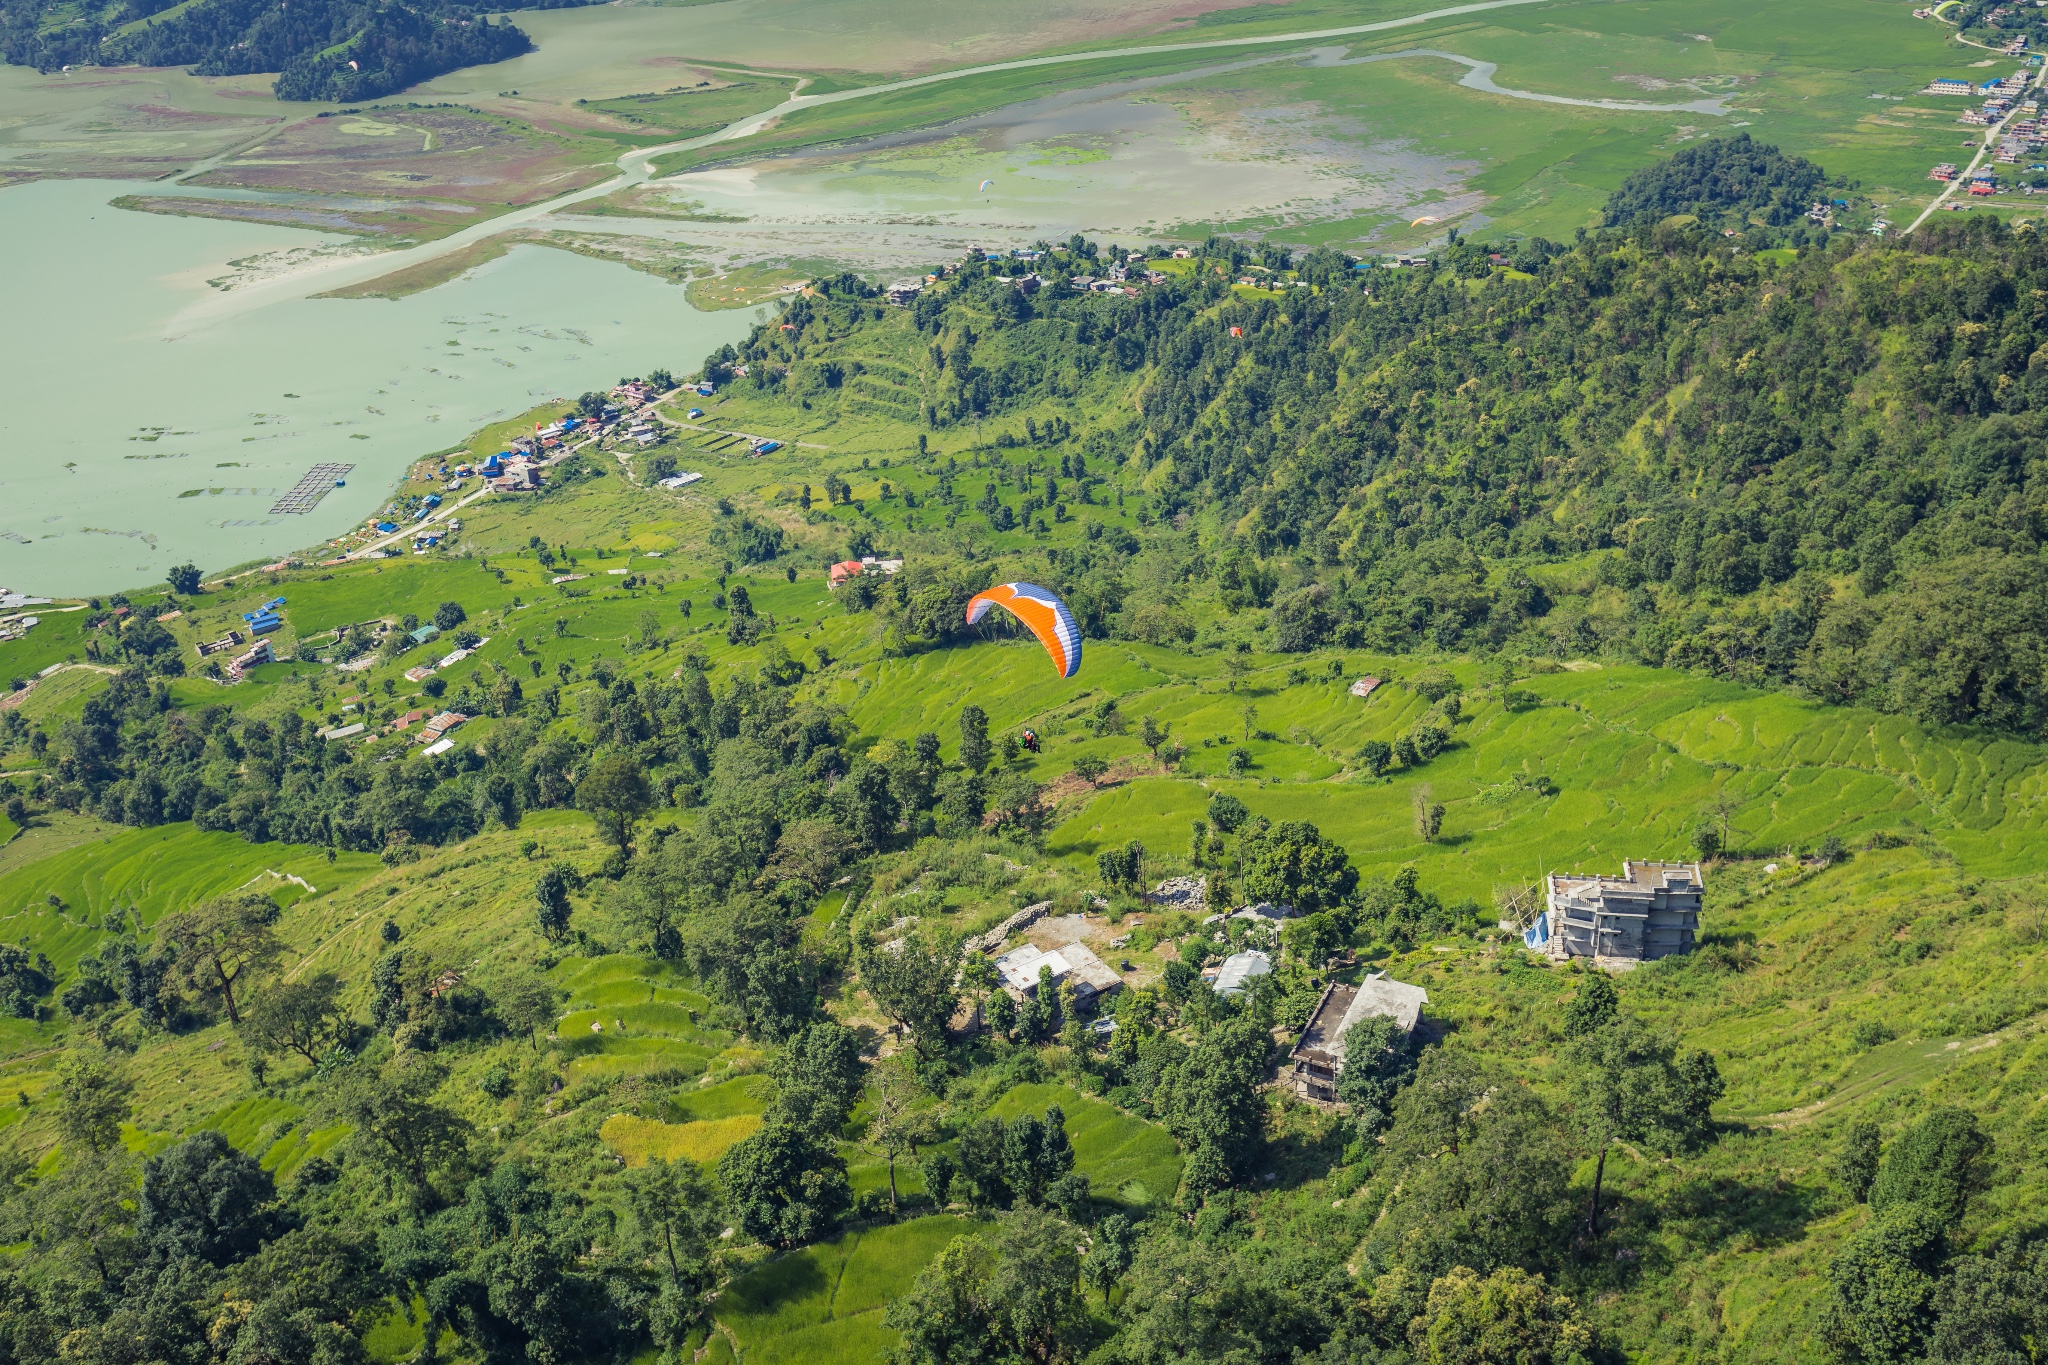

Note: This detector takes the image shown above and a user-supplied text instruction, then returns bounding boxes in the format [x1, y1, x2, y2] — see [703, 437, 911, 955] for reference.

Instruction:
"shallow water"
[0, 178, 757, 596]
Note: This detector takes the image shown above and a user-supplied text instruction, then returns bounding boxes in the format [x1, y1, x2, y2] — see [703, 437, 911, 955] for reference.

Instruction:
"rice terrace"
[4, 0, 2048, 1360]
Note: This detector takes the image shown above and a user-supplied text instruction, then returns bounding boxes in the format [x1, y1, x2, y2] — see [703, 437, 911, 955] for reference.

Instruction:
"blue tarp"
[1522, 911, 1549, 951]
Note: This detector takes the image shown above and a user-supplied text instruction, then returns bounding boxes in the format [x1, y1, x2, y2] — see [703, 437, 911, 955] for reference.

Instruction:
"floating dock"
[270, 463, 356, 515]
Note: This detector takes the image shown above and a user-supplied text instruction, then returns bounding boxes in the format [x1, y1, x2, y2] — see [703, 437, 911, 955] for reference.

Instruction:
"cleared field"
[600, 1111, 762, 1164]
[0, 823, 381, 974]
[987, 1082, 1183, 1207]
[187, 108, 621, 208]
[712, 1215, 977, 1365]
[114, 193, 485, 243]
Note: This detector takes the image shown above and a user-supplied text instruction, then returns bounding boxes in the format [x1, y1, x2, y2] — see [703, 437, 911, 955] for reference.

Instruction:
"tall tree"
[137, 1131, 281, 1266]
[1410, 1266, 1595, 1365]
[1236, 819, 1356, 912]
[242, 972, 348, 1065]
[577, 751, 654, 854]
[861, 932, 960, 1057]
[1561, 972, 1619, 1038]
[959, 705, 991, 775]
[1562, 1016, 1720, 1235]
[533, 864, 575, 942]
[772, 1021, 867, 1135]
[1149, 1018, 1269, 1193]
[866, 1059, 936, 1219]
[624, 1156, 721, 1351]
[7, 1145, 139, 1287]
[324, 1054, 473, 1207]
[886, 1209, 1088, 1365]
[1824, 1203, 1948, 1365]
[486, 968, 561, 1051]
[1867, 1106, 1991, 1223]
[53, 1049, 132, 1153]
[1335, 1015, 1418, 1137]
[152, 892, 286, 1024]
[718, 1116, 851, 1249]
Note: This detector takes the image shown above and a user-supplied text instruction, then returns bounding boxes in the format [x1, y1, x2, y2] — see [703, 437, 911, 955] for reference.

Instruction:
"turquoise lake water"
[0, 178, 757, 597]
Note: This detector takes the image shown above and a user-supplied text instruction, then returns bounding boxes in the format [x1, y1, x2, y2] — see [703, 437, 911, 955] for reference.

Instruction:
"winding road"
[166, 0, 1730, 333]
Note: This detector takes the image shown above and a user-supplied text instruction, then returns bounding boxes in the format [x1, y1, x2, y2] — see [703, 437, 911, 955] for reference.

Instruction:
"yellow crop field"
[600, 1112, 762, 1166]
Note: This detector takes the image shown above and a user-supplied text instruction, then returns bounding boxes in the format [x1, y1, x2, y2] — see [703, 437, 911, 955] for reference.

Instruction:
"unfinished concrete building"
[1539, 860, 1702, 963]
[1288, 972, 1429, 1103]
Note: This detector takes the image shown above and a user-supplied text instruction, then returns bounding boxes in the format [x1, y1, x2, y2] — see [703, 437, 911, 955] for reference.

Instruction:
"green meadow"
[710, 1215, 978, 1365]
[986, 1082, 1182, 1208]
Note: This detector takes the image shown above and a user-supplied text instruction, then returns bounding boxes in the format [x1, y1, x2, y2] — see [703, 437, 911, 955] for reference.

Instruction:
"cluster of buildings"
[224, 639, 272, 680]
[402, 636, 490, 684]
[472, 449, 544, 494]
[417, 710, 469, 756]
[973, 858, 1700, 1107]
[241, 596, 286, 637]
[827, 555, 905, 588]
[0, 589, 47, 644]
[1947, 68, 2034, 124]
[893, 246, 1170, 303]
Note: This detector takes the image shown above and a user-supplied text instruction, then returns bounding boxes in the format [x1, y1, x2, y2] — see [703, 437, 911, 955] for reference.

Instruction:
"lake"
[0, 177, 757, 597]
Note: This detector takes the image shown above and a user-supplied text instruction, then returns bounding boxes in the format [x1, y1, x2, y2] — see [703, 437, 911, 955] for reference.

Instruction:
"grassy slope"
[1398, 845, 2048, 1359]
[712, 1214, 978, 1365]
[5, 269, 2048, 1358]
[987, 1081, 1183, 1207]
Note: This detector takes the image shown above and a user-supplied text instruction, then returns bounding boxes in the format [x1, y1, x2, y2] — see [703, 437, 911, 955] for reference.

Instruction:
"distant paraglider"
[979, 179, 995, 194]
[966, 582, 1082, 679]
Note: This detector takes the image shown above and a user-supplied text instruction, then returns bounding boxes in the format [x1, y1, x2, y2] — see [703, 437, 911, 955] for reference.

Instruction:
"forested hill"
[722, 215, 2048, 741]
[0, 0, 592, 100]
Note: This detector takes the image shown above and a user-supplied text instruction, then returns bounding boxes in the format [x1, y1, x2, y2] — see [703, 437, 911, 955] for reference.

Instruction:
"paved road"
[1907, 59, 2045, 234]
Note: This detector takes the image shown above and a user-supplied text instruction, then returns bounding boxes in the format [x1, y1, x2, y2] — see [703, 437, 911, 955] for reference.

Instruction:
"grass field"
[601, 1111, 763, 1164]
[0, 824, 382, 975]
[712, 1215, 978, 1365]
[987, 1082, 1182, 1208]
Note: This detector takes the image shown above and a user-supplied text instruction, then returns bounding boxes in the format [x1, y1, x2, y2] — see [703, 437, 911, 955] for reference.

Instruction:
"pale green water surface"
[0, 178, 756, 597]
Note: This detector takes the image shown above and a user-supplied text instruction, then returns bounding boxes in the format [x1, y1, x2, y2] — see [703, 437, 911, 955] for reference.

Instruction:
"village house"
[1538, 860, 1703, 963]
[224, 639, 272, 680]
[992, 941, 1123, 1011]
[1207, 950, 1271, 996]
[1288, 972, 1430, 1102]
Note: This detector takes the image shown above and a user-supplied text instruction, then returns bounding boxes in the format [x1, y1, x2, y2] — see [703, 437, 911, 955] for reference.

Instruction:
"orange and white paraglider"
[965, 582, 1082, 679]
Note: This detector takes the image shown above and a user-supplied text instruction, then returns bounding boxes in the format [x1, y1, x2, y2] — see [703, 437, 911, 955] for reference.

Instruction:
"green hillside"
[4, 209, 2047, 1365]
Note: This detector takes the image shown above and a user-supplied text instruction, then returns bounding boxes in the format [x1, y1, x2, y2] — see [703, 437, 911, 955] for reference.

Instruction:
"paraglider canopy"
[966, 583, 1082, 679]
[979, 179, 995, 192]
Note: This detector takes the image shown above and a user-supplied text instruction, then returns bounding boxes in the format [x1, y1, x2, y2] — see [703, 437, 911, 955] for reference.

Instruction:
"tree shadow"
[1642, 1169, 1818, 1252]
[1259, 1110, 1351, 1191]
